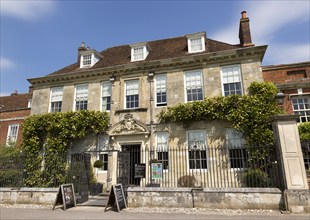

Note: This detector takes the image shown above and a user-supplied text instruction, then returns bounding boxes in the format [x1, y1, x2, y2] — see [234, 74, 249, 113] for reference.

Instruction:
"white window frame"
[81, 54, 92, 67]
[292, 95, 310, 123]
[221, 64, 243, 96]
[101, 81, 111, 112]
[155, 74, 167, 107]
[125, 80, 139, 109]
[75, 84, 88, 111]
[130, 43, 149, 62]
[187, 33, 205, 53]
[6, 124, 19, 145]
[80, 52, 100, 68]
[97, 134, 109, 172]
[184, 70, 204, 102]
[187, 130, 208, 171]
[49, 86, 63, 113]
[226, 128, 247, 170]
[156, 132, 169, 171]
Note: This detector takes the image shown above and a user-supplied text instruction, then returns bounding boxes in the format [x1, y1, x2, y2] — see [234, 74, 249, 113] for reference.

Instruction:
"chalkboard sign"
[52, 184, 76, 211]
[104, 184, 127, 212]
[134, 163, 146, 178]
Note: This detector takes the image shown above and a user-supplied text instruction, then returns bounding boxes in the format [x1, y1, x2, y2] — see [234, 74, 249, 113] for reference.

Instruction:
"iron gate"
[117, 145, 141, 191]
[67, 153, 91, 203]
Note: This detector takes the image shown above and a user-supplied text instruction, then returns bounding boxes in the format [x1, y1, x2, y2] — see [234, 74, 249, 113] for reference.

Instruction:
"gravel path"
[0, 203, 285, 216]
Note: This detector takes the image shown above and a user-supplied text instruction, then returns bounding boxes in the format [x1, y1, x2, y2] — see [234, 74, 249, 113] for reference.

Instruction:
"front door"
[118, 145, 141, 188]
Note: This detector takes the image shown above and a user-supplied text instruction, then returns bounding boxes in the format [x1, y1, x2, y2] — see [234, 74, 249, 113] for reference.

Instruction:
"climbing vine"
[21, 110, 109, 186]
[158, 82, 282, 147]
[298, 122, 310, 140]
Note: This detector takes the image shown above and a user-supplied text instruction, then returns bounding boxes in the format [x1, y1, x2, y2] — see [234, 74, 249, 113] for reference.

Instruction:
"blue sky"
[0, 0, 309, 96]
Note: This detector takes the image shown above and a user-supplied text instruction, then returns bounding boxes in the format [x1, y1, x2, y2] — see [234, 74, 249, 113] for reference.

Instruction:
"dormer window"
[186, 32, 206, 53]
[79, 50, 100, 68]
[130, 43, 149, 62]
[82, 54, 92, 67]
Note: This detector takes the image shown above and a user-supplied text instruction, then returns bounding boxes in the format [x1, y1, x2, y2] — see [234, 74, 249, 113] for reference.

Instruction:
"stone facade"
[28, 12, 267, 190]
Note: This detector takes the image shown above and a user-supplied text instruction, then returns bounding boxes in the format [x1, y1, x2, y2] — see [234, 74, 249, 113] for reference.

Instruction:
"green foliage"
[158, 82, 282, 146]
[21, 110, 109, 187]
[93, 160, 104, 168]
[177, 175, 196, 187]
[243, 168, 269, 187]
[88, 166, 97, 185]
[298, 122, 310, 140]
[0, 144, 21, 158]
[0, 169, 22, 187]
[0, 145, 23, 187]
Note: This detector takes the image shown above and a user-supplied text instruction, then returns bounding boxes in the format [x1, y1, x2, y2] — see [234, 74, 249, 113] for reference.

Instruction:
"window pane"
[102, 81, 111, 111]
[7, 124, 19, 144]
[222, 65, 242, 96]
[185, 71, 203, 102]
[292, 96, 310, 122]
[99, 154, 108, 171]
[76, 84, 88, 111]
[82, 54, 92, 66]
[126, 80, 139, 108]
[226, 128, 246, 169]
[156, 75, 167, 106]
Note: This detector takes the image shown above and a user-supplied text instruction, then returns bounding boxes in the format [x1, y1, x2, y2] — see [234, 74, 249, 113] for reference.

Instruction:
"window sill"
[115, 107, 148, 114]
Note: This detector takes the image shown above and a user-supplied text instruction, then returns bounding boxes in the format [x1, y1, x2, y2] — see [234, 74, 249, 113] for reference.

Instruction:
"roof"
[48, 35, 242, 76]
[262, 61, 310, 71]
[0, 93, 32, 112]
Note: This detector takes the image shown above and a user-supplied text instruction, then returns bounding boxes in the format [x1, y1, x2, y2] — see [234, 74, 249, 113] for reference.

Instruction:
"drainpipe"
[148, 71, 155, 186]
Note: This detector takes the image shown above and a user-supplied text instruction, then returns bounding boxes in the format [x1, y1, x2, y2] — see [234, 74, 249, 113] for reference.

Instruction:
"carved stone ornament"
[109, 113, 149, 136]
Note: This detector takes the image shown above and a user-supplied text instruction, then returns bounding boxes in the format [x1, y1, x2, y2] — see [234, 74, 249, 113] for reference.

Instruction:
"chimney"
[77, 41, 87, 62]
[239, 11, 255, 47]
[11, 90, 18, 96]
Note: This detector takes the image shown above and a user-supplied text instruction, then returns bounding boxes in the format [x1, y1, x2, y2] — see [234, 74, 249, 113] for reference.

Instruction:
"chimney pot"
[241, 11, 247, 19]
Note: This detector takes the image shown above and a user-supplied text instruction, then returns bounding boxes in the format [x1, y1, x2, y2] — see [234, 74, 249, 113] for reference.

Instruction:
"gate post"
[271, 115, 309, 213]
[271, 115, 308, 189]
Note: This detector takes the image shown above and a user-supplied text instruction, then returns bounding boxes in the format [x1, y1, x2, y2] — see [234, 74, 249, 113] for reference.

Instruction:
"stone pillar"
[271, 115, 308, 190]
[106, 151, 118, 191]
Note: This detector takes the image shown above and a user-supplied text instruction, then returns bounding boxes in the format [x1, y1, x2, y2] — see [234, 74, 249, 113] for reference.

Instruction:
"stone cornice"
[28, 45, 267, 88]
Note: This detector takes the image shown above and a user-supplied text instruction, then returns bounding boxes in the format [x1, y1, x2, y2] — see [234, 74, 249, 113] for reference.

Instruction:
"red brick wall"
[280, 88, 310, 115]
[262, 63, 310, 116]
[0, 109, 31, 147]
[263, 65, 310, 84]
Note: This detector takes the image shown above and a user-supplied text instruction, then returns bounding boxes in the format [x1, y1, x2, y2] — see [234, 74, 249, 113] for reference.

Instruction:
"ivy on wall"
[21, 110, 109, 186]
[158, 82, 282, 147]
[298, 122, 310, 140]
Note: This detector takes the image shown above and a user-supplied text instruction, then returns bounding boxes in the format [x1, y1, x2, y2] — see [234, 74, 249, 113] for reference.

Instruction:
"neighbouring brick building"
[262, 61, 310, 123]
[0, 92, 32, 147]
[28, 11, 268, 190]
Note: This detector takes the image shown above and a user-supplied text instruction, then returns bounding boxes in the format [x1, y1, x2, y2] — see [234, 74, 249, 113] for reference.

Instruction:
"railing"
[118, 144, 281, 189]
[0, 153, 68, 188]
[1, 144, 281, 189]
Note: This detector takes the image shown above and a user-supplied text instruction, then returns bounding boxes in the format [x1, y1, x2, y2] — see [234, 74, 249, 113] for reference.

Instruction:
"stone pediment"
[109, 113, 149, 136]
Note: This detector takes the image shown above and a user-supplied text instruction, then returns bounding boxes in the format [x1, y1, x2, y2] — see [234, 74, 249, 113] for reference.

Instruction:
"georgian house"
[0, 91, 32, 147]
[28, 11, 268, 190]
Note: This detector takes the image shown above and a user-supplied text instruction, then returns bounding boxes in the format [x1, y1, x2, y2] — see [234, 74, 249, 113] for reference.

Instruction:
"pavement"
[1, 195, 309, 220]
[1, 204, 310, 220]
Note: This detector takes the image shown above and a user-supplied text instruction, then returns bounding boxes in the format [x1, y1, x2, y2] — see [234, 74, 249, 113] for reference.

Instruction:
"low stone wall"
[0, 188, 58, 205]
[127, 187, 283, 210]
